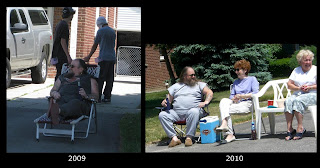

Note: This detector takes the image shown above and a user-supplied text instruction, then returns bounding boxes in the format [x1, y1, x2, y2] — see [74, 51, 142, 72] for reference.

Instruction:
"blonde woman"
[284, 49, 317, 141]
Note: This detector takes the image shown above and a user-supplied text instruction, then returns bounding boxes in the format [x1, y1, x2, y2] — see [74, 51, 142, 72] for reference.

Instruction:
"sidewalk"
[6, 75, 141, 153]
[146, 111, 316, 153]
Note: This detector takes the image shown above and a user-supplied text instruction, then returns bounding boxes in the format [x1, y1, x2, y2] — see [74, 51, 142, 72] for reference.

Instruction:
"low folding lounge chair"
[34, 63, 100, 143]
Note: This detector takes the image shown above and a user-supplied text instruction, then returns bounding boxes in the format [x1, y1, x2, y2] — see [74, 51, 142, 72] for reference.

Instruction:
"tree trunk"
[159, 46, 176, 85]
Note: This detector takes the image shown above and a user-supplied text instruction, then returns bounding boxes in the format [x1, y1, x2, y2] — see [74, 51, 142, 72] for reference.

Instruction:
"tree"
[170, 44, 280, 91]
[148, 44, 177, 85]
[158, 44, 176, 85]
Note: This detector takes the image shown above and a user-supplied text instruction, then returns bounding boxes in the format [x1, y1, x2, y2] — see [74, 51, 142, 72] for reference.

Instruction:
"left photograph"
[6, 7, 141, 153]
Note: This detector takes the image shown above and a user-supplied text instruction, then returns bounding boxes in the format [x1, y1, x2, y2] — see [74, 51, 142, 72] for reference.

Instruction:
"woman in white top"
[284, 49, 317, 141]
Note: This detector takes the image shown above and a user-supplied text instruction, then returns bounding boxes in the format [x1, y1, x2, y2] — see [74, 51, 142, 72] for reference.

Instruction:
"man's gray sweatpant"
[159, 108, 205, 138]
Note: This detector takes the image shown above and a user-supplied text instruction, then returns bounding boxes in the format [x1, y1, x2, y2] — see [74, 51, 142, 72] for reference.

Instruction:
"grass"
[145, 79, 288, 144]
[119, 112, 141, 152]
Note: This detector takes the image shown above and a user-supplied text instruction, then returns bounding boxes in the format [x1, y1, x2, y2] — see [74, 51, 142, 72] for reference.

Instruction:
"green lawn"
[119, 112, 141, 152]
[145, 79, 287, 144]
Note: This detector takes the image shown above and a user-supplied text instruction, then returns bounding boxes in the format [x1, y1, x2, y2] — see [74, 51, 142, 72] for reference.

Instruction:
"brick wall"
[76, 7, 99, 65]
[108, 7, 117, 29]
[145, 45, 177, 92]
[47, 7, 62, 78]
[48, 7, 118, 78]
[48, 7, 72, 78]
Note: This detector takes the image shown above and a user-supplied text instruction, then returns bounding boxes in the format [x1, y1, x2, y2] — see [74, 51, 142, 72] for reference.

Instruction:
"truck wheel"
[31, 51, 47, 84]
[6, 58, 11, 88]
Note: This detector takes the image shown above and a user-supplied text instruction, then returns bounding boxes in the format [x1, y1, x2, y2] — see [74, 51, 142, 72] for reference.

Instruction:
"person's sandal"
[185, 138, 193, 147]
[285, 129, 296, 141]
[168, 139, 182, 147]
[293, 129, 306, 140]
[216, 126, 229, 132]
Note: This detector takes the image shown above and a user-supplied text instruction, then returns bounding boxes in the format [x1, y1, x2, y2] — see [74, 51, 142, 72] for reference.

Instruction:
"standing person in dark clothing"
[84, 16, 116, 103]
[52, 7, 76, 81]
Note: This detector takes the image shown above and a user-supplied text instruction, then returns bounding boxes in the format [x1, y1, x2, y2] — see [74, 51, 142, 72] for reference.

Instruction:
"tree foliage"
[170, 44, 280, 91]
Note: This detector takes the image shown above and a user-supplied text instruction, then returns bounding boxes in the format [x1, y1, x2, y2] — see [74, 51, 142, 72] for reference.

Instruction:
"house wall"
[48, 7, 118, 78]
[145, 45, 177, 92]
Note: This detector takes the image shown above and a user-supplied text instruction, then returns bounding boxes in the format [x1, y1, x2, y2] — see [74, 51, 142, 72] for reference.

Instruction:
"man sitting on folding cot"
[159, 66, 213, 147]
[49, 59, 99, 124]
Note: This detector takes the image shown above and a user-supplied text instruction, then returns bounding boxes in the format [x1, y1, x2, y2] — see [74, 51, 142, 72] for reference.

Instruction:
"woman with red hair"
[216, 59, 259, 143]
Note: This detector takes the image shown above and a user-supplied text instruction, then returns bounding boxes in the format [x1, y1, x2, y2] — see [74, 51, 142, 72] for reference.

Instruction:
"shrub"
[289, 45, 317, 69]
[248, 72, 272, 84]
[170, 44, 280, 91]
[269, 58, 292, 77]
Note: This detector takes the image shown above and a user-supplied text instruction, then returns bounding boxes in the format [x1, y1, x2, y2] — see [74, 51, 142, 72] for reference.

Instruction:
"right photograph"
[145, 44, 317, 153]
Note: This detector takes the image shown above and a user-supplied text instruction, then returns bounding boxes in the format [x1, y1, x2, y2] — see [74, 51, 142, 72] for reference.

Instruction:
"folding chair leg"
[36, 123, 39, 141]
[71, 124, 75, 142]
[94, 103, 98, 133]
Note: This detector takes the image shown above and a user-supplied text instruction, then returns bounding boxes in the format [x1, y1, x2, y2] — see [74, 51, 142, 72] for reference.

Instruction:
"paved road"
[6, 75, 141, 153]
[146, 111, 316, 153]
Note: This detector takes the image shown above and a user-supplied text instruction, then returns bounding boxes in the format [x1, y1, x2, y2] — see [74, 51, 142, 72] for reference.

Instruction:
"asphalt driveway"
[146, 111, 316, 153]
[6, 76, 141, 153]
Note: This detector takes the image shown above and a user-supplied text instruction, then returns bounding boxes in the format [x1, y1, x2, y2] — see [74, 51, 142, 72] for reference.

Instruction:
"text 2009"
[68, 155, 86, 161]
[226, 155, 243, 161]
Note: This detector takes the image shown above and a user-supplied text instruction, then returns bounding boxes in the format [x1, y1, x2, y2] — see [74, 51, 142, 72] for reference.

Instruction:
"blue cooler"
[199, 116, 220, 143]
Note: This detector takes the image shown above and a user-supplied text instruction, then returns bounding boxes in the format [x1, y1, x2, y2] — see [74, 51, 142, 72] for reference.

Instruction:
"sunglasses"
[188, 74, 196, 77]
[69, 64, 77, 68]
[235, 69, 240, 71]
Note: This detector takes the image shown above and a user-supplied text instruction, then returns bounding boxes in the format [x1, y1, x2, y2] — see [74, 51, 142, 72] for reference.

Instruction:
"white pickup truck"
[6, 7, 53, 88]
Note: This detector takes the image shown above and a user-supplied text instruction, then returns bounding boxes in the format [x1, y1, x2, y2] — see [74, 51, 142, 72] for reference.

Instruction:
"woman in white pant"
[216, 59, 259, 143]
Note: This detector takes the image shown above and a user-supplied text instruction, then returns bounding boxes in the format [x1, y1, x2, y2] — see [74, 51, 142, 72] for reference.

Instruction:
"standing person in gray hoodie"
[84, 16, 116, 103]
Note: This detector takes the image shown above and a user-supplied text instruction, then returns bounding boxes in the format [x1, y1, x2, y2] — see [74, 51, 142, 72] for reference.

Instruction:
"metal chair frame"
[33, 63, 100, 143]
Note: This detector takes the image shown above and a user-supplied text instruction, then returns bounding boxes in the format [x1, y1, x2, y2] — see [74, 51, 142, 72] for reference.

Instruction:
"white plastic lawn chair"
[252, 78, 317, 139]
[224, 84, 266, 141]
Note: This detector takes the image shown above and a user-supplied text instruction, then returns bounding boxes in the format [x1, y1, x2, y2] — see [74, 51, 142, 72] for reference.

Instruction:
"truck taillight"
[50, 36, 52, 40]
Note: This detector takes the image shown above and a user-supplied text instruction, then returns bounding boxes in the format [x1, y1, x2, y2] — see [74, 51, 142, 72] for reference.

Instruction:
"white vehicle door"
[10, 8, 34, 69]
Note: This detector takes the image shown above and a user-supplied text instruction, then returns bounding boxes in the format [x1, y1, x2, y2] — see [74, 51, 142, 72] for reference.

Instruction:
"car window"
[18, 9, 27, 25]
[10, 9, 19, 27]
[18, 9, 28, 29]
[28, 10, 48, 25]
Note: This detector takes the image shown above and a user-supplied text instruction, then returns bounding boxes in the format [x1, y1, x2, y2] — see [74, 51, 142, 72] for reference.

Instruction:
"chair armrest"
[83, 98, 98, 104]
[70, 115, 85, 125]
[251, 94, 260, 109]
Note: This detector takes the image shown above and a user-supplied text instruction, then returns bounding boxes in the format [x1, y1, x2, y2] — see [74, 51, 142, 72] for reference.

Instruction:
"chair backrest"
[253, 78, 291, 107]
[230, 84, 233, 92]
[61, 63, 100, 79]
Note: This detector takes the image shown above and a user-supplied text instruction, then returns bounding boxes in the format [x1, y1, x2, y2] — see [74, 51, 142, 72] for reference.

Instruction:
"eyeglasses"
[188, 74, 196, 77]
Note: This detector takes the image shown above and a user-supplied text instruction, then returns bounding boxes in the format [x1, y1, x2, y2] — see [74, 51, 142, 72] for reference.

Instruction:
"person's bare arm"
[287, 79, 300, 91]
[50, 79, 62, 100]
[161, 93, 173, 107]
[89, 78, 99, 100]
[199, 86, 213, 108]
[61, 38, 72, 64]
[84, 42, 99, 62]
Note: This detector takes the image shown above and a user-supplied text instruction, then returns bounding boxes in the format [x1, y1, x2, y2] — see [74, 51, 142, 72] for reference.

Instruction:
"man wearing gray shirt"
[84, 16, 116, 103]
[159, 66, 213, 147]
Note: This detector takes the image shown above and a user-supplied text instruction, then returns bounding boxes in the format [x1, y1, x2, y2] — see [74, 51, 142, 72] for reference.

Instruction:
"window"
[28, 10, 48, 25]
[10, 9, 19, 27]
[18, 9, 28, 29]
